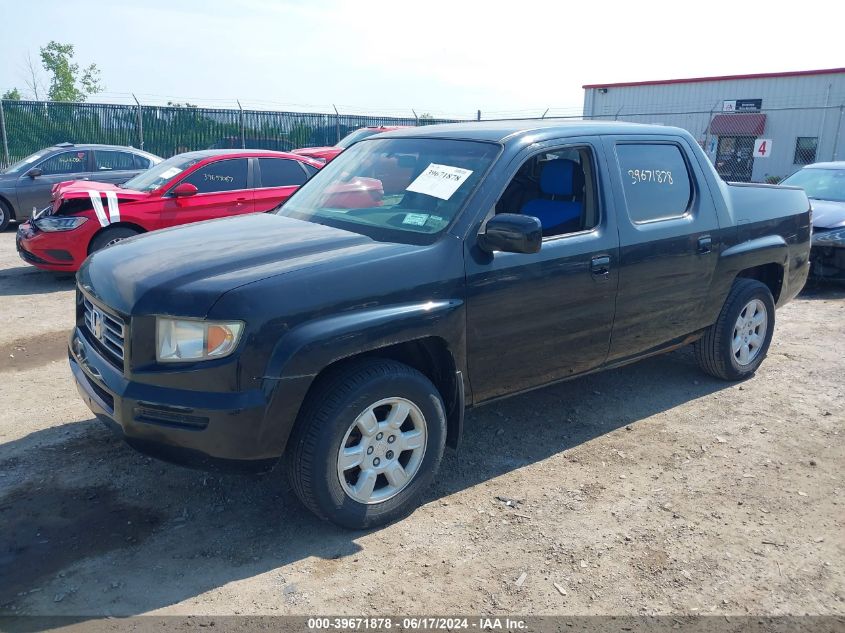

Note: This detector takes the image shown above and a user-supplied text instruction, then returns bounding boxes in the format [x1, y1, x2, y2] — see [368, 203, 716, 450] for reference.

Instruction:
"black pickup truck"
[69, 120, 811, 528]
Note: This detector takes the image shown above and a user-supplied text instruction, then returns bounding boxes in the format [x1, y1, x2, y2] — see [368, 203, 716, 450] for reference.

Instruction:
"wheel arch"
[300, 337, 464, 450]
[87, 221, 147, 254]
[735, 262, 784, 304]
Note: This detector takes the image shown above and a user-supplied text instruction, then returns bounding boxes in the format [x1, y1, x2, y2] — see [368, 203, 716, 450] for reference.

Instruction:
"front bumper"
[69, 327, 279, 471]
[809, 238, 845, 281]
[16, 220, 88, 271]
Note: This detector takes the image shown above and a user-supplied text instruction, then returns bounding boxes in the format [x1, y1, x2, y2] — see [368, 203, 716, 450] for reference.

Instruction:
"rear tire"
[89, 226, 139, 254]
[694, 278, 775, 381]
[286, 358, 446, 529]
[0, 199, 12, 232]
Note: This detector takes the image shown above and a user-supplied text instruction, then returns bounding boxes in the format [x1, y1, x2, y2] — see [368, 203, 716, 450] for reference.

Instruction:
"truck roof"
[380, 119, 680, 144]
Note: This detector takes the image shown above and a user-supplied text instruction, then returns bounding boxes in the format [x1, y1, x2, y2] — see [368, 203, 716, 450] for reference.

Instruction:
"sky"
[1, 0, 842, 119]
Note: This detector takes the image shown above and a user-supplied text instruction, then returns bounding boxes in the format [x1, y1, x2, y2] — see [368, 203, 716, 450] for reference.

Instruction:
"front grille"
[83, 296, 126, 364]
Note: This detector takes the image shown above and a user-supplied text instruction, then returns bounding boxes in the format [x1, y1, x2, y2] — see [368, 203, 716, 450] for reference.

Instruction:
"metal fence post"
[237, 100, 245, 149]
[0, 100, 9, 167]
[833, 103, 844, 161]
[132, 94, 144, 150]
[333, 104, 340, 143]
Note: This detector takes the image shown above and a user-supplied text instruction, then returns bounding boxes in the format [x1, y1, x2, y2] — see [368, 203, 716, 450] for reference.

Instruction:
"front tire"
[89, 226, 139, 254]
[286, 358, 446, 529]
[694, 278, 776, 381]
[0, 199, 12, 232]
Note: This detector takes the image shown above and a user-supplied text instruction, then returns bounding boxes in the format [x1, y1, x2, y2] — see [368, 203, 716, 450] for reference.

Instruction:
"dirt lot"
[0, 229, 843, 619]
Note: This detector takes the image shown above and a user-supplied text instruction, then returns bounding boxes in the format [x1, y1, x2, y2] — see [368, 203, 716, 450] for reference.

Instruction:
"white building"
[582, 68, 845, 182]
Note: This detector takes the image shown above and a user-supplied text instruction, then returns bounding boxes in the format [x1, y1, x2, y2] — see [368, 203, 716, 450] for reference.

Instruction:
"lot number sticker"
[753, 139, 772, 158]
[406, 163, 473, 201]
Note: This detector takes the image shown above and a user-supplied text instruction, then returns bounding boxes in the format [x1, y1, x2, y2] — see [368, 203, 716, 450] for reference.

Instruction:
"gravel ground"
[0, 229, 842, 619]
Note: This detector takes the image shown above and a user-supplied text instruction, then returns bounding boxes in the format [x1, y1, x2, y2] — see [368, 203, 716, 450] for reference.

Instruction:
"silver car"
[780, 161, 845, 281]
[0, 143, 161, 230]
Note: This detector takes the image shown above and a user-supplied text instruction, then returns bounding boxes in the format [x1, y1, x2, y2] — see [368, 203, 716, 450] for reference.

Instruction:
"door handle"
[591, 255, 611, 278]
[697, 236, 712, 254]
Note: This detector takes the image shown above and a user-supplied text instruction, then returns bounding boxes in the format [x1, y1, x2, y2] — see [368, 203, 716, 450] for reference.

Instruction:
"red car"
[291, 126, 409, 163]
[16, 149, 322, 271]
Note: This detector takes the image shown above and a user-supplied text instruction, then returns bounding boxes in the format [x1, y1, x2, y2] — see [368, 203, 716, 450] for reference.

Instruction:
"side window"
[133, 154, 154, 170]
[180, 159, 248, 193]
[95, 150, 137, 171]
[37, 151, 89, 175]
[616, 144, 693, 223]
[258, 158, 307, 187]
[302, 163, 319, 178]
[494, 145, 599, 238]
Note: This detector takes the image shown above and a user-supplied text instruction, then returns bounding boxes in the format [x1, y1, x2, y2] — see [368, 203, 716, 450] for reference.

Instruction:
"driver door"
[160, 158, 255, 227]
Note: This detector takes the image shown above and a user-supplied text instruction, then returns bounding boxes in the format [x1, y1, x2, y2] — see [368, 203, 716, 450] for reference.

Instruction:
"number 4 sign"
[754, 139, 773, 158]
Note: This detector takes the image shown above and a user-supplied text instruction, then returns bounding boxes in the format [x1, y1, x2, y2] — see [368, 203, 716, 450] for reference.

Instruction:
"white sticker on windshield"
[406, 163, 473, 201]
[402, 213, 429, 226]
[159, 167, 182, 180]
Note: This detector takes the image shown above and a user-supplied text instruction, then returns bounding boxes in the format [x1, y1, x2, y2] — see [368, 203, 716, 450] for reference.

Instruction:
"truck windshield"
[120, 154, 201, 192]
[277, 137, 500, 243]
[780, 167, 845, 203]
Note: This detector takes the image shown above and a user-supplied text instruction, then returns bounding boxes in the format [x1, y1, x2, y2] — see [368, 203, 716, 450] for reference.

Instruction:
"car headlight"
[156, 317, 244, 362]
[813, 227, 845, 246]
[34, 216, 88, 232]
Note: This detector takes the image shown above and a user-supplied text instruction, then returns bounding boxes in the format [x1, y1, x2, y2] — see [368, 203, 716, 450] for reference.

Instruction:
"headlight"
[813, 227, 845, 246]
[156, 317, 244, 362]
[34, 216, 88, 232]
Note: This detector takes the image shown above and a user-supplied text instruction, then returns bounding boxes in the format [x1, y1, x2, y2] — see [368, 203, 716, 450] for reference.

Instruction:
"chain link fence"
[0, 100, 463, 167]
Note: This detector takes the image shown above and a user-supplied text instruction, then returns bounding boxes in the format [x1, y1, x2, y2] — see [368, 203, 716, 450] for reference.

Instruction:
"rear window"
[616, 144, 693, 223]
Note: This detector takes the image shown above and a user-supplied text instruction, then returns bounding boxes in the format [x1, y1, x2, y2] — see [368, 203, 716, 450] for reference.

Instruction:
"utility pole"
[477, 109, 481, 121]
[132, 94, 144, 150]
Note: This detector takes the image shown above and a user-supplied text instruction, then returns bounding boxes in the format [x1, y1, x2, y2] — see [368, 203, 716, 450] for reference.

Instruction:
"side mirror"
[172, 182, 198, 197]
[26, 168, 42, 178]
[477, 213, 542, 254]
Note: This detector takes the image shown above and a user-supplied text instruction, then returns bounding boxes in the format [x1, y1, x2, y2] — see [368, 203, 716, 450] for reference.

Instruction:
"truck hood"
[810, 199, 845, 229]
[52, 180, 150, 213]
[77, 213, 414, 316]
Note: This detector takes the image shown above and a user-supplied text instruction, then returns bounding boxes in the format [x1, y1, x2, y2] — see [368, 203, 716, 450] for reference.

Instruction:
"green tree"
[40, 41, 102, 102]
[2, 88, 21, 100]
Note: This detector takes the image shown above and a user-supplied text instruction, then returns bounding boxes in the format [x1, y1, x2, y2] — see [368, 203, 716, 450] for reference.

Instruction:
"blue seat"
[521, 159, 583, 236]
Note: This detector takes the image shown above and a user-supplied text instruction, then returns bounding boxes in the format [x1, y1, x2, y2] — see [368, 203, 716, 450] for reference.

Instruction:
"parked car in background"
[0, 143, 162, 230]
[68, 120, 810, 528]
[780, 161, 845, 281]
[16, 149, 322, 271]
[291, 125, 410, 163]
